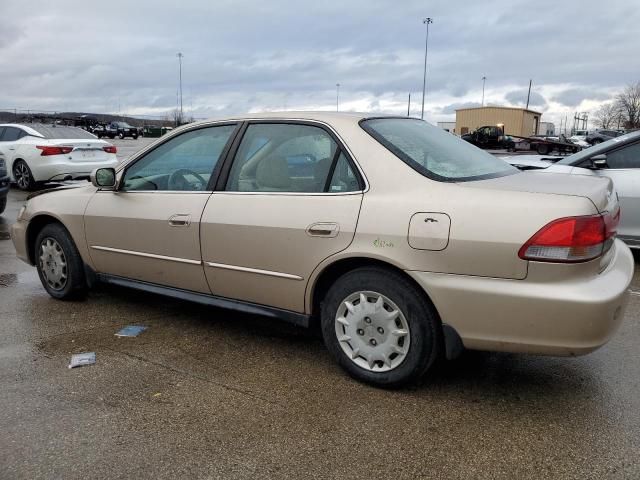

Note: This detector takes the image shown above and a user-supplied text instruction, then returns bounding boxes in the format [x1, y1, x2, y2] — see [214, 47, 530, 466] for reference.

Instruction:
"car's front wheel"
[0, 196, 6, 214]
[321, 267, 441, 387]
[35, 223, 87, 300]
[13, 160, 36, 191]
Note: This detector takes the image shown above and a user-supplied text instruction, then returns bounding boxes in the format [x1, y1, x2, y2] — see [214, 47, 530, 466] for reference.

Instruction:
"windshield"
[28, 124, 97, 139]
[557, 130, 640, 165]
[360, 118, 517, 182]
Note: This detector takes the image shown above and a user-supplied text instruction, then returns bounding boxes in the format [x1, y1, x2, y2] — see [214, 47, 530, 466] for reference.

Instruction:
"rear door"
[84, 123, 238, 292]
[200, 121, 364, 313]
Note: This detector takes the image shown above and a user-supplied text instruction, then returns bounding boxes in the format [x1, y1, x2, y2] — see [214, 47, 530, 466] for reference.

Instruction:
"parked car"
[110, 121, 139, 139]
[587, 129, 624, 145]
[11, 113, 632, 387]
[504, 131, 640, 247]
[0, 124, 118, 190]
[461, 125, 513, 149]
[0, 153, 9, 214]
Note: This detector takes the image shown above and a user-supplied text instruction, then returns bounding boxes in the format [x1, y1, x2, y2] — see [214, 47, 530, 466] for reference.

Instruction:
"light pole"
[177, 52, 184, 122]
[481, 76, 486, 107]
[336, 83, 340, 112]
[420, 17, 433, 120]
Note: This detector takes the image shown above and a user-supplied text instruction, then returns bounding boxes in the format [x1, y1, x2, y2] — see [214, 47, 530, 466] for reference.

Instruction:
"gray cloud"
[504, 90, 547, 109]
[551, 88, 612, 107]
[0, 0, 637, 125]
[439, 102, 482, 115]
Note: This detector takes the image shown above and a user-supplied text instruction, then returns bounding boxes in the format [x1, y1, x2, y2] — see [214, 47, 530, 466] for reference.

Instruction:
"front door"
[84, 123, 238, 293]
[201, 121, 364, 312]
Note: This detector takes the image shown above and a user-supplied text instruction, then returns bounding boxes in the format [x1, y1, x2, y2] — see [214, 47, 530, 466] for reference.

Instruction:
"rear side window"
[226, 123, 356, 193]
[361, 118, 517, 182]
[1, 127, 23, 141]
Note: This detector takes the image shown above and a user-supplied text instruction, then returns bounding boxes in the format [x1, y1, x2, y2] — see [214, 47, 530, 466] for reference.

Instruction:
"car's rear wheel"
[13, 160, 36, 191]
[35, 223, 87, 300]
[0, 196, 6, 214]
[321, 267, 441, 387]
[119, 132, 125, 139]
[536, 143, 550, 155]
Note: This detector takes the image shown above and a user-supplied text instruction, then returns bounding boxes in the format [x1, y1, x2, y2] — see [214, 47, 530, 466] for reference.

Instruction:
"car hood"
[26, 182, 92, 201]
[463, 170, 615, 213]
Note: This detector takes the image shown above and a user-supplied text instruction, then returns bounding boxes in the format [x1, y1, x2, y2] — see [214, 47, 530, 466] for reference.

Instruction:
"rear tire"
[536, 144, 550, 155]
[13, 160, 36, 191]
[321, 267, 442, 388]
[119, 132, 125, 139]
[35, 223, 87, 300]
[0, 196, 6, 214]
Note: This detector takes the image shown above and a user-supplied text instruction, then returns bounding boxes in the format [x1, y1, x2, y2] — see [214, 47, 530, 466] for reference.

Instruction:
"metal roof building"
[456, 106, 542, 137]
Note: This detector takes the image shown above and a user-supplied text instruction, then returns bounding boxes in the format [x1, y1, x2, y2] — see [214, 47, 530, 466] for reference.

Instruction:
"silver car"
[506, 131, 640, 248]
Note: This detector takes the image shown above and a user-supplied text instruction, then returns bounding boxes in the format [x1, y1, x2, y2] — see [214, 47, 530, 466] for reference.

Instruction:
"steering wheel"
[167, 169, 207, 191]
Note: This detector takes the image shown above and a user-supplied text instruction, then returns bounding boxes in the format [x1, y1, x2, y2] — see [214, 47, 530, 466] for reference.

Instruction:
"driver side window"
[122, 124, 236, 191]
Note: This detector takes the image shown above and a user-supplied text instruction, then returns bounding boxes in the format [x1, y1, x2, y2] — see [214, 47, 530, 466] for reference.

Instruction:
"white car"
[504, 130, 640, 247]
[0, 123, 119, 190]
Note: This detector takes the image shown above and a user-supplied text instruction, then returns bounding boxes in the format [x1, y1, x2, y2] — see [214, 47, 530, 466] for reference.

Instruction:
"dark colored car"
[587, 129, 624, 145]
[92, 124, 118, 139]
[0, 154, 9, 214]
[461, 125, 514, 150]
[110, 122, 139, 139]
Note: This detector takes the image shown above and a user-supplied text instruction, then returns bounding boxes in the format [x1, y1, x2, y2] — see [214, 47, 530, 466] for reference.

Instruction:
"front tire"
[321, 267, 442, 387]
[0, 196, 6, 214]
[35, 223, 87, 300]
[119, 132, 125, 139]
[13, 160, 36, 191]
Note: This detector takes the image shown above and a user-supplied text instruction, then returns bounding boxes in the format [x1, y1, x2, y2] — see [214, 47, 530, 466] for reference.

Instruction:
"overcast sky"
[1, 0, 638, 127]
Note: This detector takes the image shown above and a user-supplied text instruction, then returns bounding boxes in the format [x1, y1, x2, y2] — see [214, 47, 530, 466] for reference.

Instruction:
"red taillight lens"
[518, 212, 618, 263]
[103, 145, 117, 154]
[36, 145, 73, 156]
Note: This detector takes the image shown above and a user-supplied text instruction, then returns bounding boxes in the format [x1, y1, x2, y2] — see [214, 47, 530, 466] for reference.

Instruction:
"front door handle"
[307, 222, 339, 237]
[168, 214, 191, 227]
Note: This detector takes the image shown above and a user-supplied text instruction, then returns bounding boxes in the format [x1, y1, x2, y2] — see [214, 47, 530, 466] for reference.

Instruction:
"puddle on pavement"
[0, 273, 18, 287]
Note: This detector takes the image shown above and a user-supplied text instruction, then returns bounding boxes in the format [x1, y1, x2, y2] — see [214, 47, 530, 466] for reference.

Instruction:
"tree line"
[593, 82, 640, 130]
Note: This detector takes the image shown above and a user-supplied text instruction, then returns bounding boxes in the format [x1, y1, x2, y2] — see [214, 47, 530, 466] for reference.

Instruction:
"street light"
[336, 83, 340, 112]
[481, 76, 486, 107]
[177, 52, 184, 122]
[420, 17, 433, 120]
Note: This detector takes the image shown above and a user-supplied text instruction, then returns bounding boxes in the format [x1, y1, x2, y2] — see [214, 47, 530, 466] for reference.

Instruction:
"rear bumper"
[408, 239, 634, 356]
[28, 158, 118, 182]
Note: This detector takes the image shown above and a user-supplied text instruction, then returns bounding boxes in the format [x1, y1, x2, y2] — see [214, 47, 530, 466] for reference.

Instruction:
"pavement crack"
[101, 344, 284, 408]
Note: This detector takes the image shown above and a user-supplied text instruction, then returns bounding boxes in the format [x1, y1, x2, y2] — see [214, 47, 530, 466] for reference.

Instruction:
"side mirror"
[91, 167, 116, 189]
[591, 154, 608, 169]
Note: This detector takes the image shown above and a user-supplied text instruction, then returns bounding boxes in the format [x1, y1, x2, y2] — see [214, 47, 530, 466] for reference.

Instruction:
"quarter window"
[328, 152, 360, 192]
[226, 123, 343, 193]
[122, 124, 236, 191]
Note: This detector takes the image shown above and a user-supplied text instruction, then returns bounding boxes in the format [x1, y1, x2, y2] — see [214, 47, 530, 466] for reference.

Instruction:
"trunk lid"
[47, 138, 113, 163]
[464, 171, 616, 213]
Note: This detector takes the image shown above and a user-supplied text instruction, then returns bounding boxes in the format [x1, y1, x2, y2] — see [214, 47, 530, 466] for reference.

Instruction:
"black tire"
[536, 144, 550, 155]
[34, 223, 87, 300]
[132, 134, 138, 139]
[0, 196, 6, 215]
[12, 160, 36, 191]
[320, 267, 442, 388]
[96, 133, 103, 138]
[118, 132, 125, 139]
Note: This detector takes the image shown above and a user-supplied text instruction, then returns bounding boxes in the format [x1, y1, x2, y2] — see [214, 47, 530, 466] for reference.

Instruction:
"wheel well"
[311, 257, 431, 318]
[26, 215, 61, 264]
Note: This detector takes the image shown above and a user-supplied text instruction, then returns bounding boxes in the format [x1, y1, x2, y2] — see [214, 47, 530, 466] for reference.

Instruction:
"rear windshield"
[28, 124, 97, 139]
[360, 118, 517, 182]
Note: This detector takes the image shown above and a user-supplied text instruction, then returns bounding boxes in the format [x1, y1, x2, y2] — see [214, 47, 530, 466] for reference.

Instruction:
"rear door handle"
[168, 214, 191, 227]
[307, 222, 339, 237]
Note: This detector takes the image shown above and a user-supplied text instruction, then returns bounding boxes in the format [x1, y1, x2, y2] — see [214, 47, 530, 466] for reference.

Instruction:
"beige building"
[456, 106, 542, 137]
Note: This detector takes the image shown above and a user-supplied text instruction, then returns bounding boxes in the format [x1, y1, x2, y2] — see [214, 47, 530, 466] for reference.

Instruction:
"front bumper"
[30, 158, 118, 182]
[11, 218, 30, 264]
[408, 239, 634, 356]
[0, 175, 9, 195]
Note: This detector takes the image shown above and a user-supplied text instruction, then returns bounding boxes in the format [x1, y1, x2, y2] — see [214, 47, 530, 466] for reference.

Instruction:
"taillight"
[103, 145, 117, 154]
[519, 210, 619, 263]
[36, 145, 73, 156]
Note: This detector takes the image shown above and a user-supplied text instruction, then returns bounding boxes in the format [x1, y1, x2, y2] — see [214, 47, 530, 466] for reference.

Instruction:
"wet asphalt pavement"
[1, 138, 640, 479]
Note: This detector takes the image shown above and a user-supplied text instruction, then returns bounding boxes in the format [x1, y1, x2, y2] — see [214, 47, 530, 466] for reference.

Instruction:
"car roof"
[0, 123, 45, 137]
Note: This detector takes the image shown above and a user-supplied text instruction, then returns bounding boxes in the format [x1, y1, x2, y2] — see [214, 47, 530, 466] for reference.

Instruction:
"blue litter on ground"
[115, 325, 148, 337]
